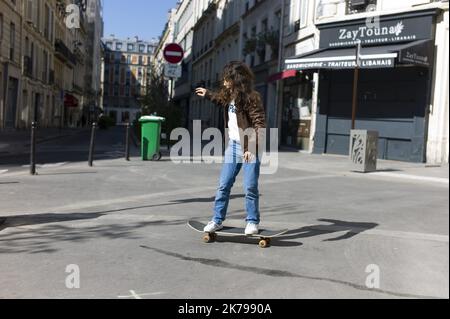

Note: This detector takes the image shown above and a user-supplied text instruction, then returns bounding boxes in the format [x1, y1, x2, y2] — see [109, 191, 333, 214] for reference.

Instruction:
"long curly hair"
[213, 61, 261, 113]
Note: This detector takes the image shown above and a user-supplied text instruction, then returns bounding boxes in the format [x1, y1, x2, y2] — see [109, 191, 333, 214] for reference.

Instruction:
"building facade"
[101, 36, 157, 125]
[283, 0, 449, 164]
[0, 0, 104, 130]
[85, 0, 104, 124]
[172, 0, 197, 130]
[241, 0, 284, 136]
[160, 0, 449, 164]
[0, 0, 22, 129]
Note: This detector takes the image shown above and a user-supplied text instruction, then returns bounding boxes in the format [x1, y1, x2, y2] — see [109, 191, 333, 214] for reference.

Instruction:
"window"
[139, 44, 145, 53]
[127, 43, 135, 51]
[10, 23, 15, 61]
[127, 55, 131, 64]
[44, 3, 50, 39]
[290, 0, 308, 33]
[261, 19, 268, 33]
[0, 14, 3, 44]
[346, 0, 377, 14]
[138, 55, 143, 65]
[106, 42, 112, 49]
[115, 42, 123, 50]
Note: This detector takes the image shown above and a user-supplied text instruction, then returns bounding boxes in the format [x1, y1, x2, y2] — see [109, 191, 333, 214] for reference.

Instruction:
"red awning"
[64, 94, 79, 107]
[268, 70, 298, 82]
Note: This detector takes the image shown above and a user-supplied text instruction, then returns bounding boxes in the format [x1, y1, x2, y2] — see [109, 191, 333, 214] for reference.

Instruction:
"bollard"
[125, 123, 130, 161]
[88, 122, 97, 167]
[30, 122, 37, 175]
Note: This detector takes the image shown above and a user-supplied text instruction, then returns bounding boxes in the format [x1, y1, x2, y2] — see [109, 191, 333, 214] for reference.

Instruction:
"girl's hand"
[243, 151, 254, 163]
[195, 88, 207, 97]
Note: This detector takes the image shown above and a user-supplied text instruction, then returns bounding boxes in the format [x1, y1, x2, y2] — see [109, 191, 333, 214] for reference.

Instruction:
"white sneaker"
[245, 223, 259, 235]
[204, 221, 223, 233]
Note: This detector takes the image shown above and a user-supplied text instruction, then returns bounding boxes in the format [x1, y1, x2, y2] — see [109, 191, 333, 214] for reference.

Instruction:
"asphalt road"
[0, 136, 448, 299]
[0, 126, 135, 175]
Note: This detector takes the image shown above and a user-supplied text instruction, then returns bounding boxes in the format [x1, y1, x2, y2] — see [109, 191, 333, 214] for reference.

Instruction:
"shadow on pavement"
[0, 212, 105, 231]
[282, 219, 378, 242]
[0, 220, 157, 254]
[214, 235, 303, 247]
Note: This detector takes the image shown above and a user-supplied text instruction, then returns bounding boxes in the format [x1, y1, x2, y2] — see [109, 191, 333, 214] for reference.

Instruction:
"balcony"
[55, 39, 77, 66]
[73, 83, 83, 94]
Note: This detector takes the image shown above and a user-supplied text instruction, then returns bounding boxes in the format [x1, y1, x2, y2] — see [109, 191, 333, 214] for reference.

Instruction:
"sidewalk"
[277, 151, 449, 184]
[0, 127, 89, 156]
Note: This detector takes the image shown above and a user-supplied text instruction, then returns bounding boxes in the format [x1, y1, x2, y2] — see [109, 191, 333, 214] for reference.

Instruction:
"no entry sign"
[164, 43, 184, 64]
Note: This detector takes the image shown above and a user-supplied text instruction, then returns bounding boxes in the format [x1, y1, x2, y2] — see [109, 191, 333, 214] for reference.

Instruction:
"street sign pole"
[163, 43, 184, 101]
[351, 41, 362, 130]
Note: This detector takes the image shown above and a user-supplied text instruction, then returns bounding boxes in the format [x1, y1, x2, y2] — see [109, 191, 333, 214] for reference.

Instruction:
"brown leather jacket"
[205, 89, 266, 154]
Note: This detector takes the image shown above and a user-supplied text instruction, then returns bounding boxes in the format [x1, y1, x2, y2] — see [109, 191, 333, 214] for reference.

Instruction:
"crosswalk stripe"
[21, 162, 68, 168]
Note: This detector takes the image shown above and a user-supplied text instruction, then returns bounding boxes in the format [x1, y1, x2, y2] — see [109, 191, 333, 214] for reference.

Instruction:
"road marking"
[370, 172, 449, 185]
[118, 290, 165, 299]
[0, 169, 8, 175]
[21, 162, 68, 168]
[41, 162, 68, 168]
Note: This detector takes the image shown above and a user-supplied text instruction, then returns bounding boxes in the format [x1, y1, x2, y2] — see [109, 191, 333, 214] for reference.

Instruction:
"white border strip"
[165, 51, 183, 57]
[286, 53, 398, 64]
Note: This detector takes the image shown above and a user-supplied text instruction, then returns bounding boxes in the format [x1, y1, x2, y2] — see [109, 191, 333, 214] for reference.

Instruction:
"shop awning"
[64, 93, 79, 108]
[268, 70, 298, 82]
[284, 40, 433, 70]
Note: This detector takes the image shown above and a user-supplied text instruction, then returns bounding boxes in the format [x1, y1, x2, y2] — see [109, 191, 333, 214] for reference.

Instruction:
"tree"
[139, 64, 182, 139]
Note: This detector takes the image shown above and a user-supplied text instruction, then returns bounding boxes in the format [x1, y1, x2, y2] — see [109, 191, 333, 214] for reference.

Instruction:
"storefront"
[284, 9, 438, 162]
[64, 93, 80, 128]
[278, 70, 314, 150]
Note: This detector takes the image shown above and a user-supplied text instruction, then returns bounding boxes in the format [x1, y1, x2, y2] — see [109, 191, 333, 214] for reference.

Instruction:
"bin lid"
[139, 115, 166, 123]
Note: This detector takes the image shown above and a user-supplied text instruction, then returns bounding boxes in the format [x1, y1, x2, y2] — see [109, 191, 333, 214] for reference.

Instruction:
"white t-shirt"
[228, 101, 240, 142]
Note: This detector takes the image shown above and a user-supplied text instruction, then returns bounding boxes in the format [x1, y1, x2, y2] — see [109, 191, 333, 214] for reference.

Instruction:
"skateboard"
[188, 220, 288, 248]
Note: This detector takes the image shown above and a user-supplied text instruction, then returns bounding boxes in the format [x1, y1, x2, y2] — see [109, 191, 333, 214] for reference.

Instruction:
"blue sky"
[103, 0, 179, 41]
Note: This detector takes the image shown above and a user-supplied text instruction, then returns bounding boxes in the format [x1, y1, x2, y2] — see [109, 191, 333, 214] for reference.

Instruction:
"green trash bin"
[139, 116, 166, 161]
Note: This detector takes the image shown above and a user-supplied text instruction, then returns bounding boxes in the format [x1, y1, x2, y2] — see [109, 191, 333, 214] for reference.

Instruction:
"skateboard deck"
[188, 220, 288, 248]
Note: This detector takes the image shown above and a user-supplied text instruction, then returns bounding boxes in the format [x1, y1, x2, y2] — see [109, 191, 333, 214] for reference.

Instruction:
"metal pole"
[30, 122, 37, 175]
[88, 122, 97, 167]
[351, 42, 361, 130]
[125, 122, 130, 161]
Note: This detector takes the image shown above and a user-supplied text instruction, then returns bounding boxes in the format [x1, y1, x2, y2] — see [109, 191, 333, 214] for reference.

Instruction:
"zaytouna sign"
[319, 10, 435, 48]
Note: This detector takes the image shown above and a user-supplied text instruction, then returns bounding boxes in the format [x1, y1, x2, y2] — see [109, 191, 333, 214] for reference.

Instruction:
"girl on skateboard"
[195, 61, 266, 235]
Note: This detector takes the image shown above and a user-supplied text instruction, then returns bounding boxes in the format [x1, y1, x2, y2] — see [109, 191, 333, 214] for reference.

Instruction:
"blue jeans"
[213, 140, 261, 225]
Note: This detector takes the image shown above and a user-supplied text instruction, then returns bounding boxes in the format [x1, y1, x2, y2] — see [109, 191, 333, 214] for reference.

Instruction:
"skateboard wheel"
[203, 233, 216, 243]
[259, 239, 269, 248]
